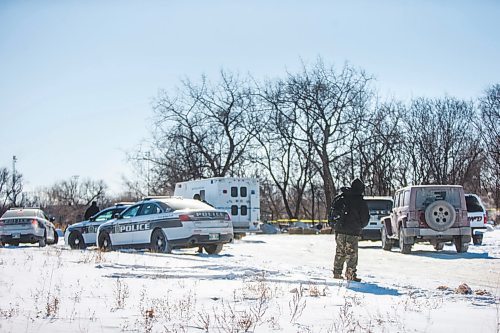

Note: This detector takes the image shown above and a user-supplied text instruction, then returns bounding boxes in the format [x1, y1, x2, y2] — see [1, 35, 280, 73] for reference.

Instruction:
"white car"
[0, 208, 58, 247]
[64, 203, 132, 249]
[96, 197, 234, 254]
[361, 196, 393, 240]
[465, 194, 488, 245]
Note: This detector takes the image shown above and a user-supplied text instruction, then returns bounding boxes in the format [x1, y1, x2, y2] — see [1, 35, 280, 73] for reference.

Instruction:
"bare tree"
[403, 97, 483, 186]
[253, 79, 316, 219]
[47, 176, 106, 206]
[42, 177, 107, 225]
[348, 100, 406, 195]
[283, 60, 374, 216]
[479, 84, 500, 214]
[0, 167, 23, 208]
[0, 168, 10, 214]
[152, 70, 259, 181]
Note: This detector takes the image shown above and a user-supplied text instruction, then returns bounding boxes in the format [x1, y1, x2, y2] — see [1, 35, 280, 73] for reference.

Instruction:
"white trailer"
[174, 177, 260, 236]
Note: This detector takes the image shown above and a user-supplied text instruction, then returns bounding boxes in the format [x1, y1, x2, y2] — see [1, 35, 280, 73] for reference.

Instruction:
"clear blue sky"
[1, 0, 499, 194]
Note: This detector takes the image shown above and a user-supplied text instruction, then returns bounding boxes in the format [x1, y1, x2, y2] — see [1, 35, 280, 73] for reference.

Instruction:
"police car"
[64, 203, 132, 249]
[96, 196, 234, 254]
[0, 208, 58, 247]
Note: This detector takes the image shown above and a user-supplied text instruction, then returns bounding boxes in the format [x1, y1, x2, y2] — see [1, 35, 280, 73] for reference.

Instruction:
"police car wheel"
[150, 229, 171, 253]
[39, 231, 47, 247]
[51, 229, 59, 245]
[98, 232, 112, 252]
[204, 244, 223, 255]
[68, 231, 86, 250]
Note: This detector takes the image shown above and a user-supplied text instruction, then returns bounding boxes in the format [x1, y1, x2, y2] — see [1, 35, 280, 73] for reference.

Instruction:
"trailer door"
[230, 186, 240, 225]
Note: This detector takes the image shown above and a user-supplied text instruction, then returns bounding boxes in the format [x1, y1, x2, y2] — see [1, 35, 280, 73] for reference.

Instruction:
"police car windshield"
[159, 199, 213, 211]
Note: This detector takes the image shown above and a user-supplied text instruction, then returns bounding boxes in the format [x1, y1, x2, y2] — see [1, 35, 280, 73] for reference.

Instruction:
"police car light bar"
[142, 196, 185, 201]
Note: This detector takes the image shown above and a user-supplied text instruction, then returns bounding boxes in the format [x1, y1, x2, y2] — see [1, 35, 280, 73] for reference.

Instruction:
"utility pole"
[12, 155, 17, 185]
[146, 152, 151, 196]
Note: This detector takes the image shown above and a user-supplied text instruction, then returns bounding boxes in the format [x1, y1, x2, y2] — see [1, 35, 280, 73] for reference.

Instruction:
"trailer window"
[241, 205, 248, 216]
[231, 205, 238, 215]
[240, 187, 247, 197]
[231, 187, 238, 197]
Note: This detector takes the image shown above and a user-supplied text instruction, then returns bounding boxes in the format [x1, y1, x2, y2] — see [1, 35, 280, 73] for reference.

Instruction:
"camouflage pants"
[333, 233, 359, 276]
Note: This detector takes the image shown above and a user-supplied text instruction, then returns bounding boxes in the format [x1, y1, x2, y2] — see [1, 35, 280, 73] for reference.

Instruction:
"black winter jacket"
[333, 180, 370, 236]
[84, 204, 100, 220]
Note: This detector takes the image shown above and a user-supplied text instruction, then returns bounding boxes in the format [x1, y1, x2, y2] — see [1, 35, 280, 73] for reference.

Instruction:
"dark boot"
[333, 272, 344, 279]
[345, 269, 361, 282]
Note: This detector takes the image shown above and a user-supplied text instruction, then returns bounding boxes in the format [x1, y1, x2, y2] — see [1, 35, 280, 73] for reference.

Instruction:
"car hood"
[98, 218, 117, 228]
[66, 220, 90, 231]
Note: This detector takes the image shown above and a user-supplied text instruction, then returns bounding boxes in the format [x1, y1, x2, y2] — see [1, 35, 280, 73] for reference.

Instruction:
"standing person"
[330, 179, 369, 282]
[84, 201, 100, 220]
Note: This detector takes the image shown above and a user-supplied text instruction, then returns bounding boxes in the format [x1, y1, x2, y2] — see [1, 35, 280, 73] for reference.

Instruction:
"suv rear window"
[366, 200, 393, 215]
[465, 196, 484, 213]
[415, 188, 462, 209]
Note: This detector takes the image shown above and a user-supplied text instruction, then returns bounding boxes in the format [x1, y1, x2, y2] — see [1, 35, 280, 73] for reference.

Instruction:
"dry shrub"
[455, 283, 472, 295]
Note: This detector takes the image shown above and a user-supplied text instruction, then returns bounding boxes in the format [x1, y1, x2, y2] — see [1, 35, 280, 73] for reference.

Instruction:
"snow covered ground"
[1, 228, 499, 333]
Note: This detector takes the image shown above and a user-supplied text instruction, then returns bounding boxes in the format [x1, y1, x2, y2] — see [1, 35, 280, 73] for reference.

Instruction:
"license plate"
[208, 233, 219, 241]
[12, 233, 20, 239]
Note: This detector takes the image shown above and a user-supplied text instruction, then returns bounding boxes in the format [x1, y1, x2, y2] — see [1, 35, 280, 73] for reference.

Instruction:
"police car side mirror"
[113, 213, 122, 219]
[89, 216, 95, 221]
[50, 217, 56, 222]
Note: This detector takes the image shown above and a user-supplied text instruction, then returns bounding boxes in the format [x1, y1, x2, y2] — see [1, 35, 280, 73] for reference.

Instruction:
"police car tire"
[51, 229, 59, 245]
[98, 232, 113, 252]
[204, 244, 223, 255]
[68, 231, 86, 250]
[150, 228, 171, 254]
[39, 231, 47, 247]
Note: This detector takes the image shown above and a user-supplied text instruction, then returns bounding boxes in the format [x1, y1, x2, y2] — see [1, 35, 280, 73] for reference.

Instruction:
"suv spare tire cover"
[424, 200, 456, 231]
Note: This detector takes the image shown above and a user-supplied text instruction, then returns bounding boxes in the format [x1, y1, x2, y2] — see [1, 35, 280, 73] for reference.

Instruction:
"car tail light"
[462, 211, 468, 224]
[179, 214, 192, 221]
[224, 213, 231, 221]
[418, 211, 427, 228]
[32, 219, 38, 227]
[484, 212, 488, 224]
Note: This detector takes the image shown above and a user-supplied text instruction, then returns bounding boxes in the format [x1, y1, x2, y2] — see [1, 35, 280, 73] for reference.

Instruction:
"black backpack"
[328, 193, 349, 230]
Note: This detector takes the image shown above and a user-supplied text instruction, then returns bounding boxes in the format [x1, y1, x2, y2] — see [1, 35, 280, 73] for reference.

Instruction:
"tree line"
[129, 60, 499, 222]
[1, 60, 499, 225]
